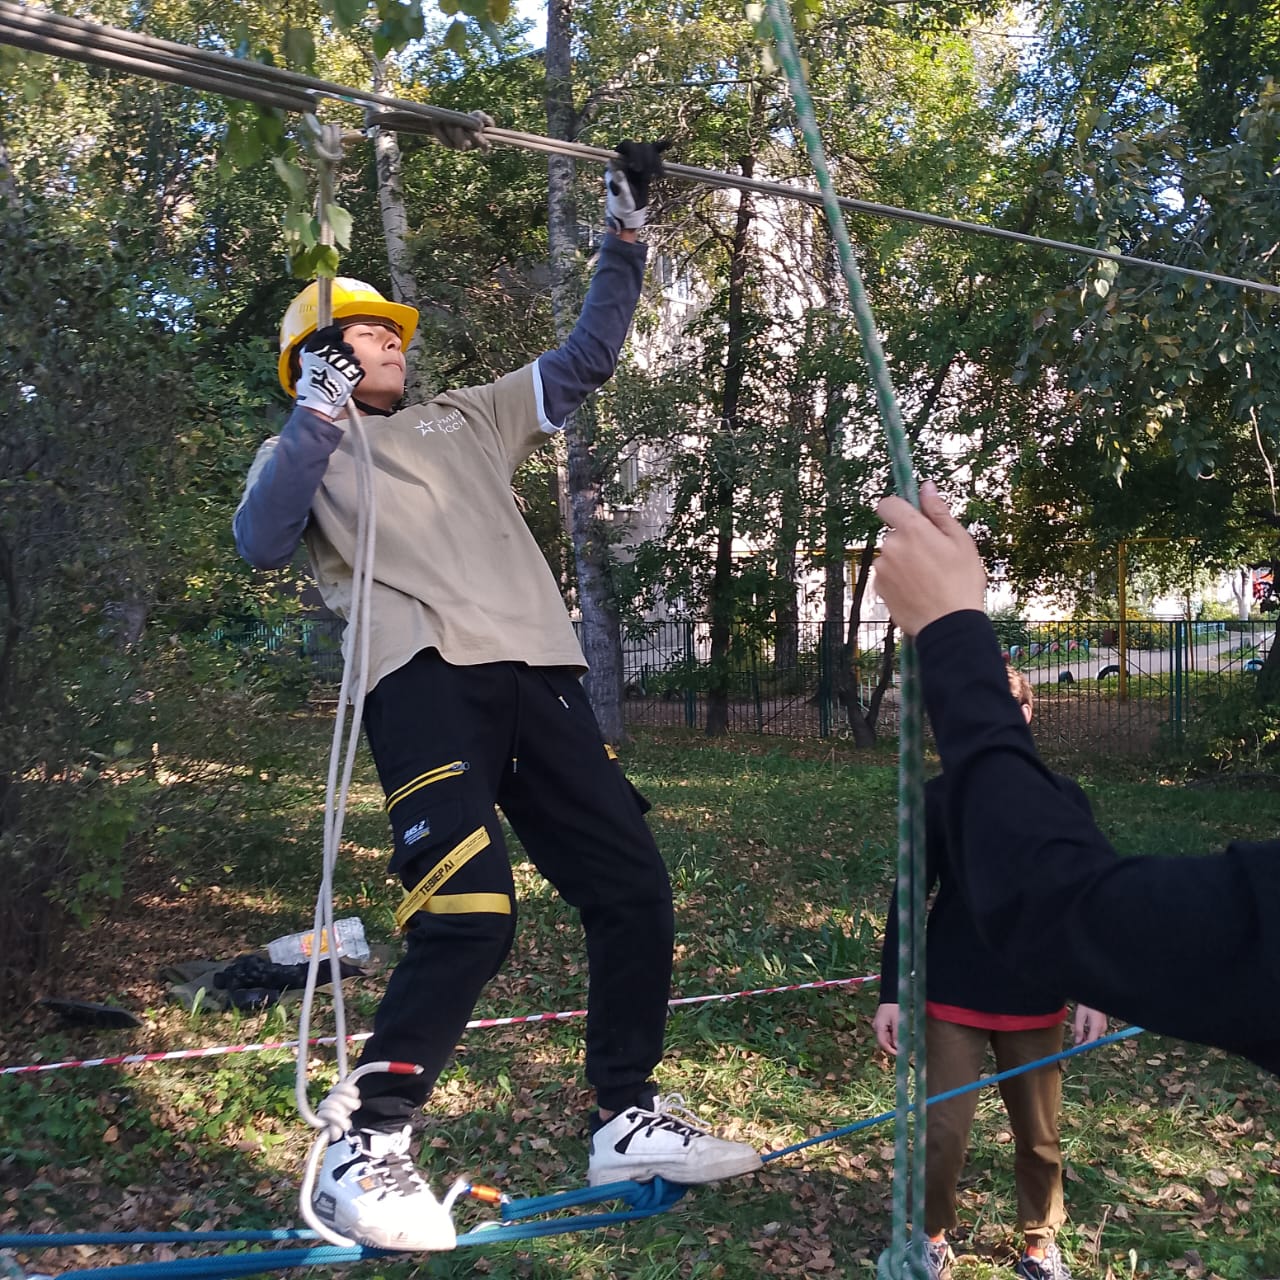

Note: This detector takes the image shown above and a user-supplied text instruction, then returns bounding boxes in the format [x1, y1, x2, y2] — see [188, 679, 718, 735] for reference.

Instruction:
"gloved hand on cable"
[295, 323, 365, 419]
[604, 138, 671, 232]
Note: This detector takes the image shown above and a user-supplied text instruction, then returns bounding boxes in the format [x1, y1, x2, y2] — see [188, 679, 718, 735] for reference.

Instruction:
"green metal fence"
[223, 615, 1275, 758]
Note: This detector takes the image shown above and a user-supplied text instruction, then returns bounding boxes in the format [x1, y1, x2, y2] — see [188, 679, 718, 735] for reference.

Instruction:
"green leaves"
[326, 0, 369, 26]
[443, 18, 469, 52]
[271, 155, 309, 203]
[323, 202, 353, 248]
[282, 26, 317, 73]
[220, 103, 285, 176]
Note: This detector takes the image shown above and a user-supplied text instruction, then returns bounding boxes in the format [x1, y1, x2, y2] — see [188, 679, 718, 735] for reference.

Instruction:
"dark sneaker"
[1014, 1244, 1073, 1280]
[587, 1093, 761, 1186]
[313, 1125, 456, 1251]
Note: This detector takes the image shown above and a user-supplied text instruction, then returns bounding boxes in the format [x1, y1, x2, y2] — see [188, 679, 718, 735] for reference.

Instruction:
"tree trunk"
[865, 621, 897, 728]
[841, 543, 879, 746]
[839, 350, 955, 744]
[545, 0, 626, 743]
[705, 141, 757, 737]
[816, 230, 848, 739]
[371, 59, 431, 402]
[773, 381, 804, 676]
[1233, 568, 1250, 621]
[819, 400, 847, 737]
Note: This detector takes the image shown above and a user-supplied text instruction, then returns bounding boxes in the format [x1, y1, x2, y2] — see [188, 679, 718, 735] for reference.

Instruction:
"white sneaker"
[586, 1093, 761, 1187]
[313, 1125, 457, 1251]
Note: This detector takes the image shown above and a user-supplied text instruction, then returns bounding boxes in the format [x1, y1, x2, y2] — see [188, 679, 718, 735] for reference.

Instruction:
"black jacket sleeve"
[915, 610, 1280, 1074]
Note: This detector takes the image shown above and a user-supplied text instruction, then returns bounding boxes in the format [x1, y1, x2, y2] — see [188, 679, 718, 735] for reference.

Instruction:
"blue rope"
[0, 1182, 681, 1252]
[3, 1028, 1141, 1276]
[2, 1180, 688, 1279]
[762, 1025, 1143, 1163]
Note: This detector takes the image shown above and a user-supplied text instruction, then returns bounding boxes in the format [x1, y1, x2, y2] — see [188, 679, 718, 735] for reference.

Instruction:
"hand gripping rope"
[763, 2, 930, 1275]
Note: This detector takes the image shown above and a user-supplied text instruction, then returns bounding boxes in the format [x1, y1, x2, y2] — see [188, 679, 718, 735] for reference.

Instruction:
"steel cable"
[2, 1, 1277, 298]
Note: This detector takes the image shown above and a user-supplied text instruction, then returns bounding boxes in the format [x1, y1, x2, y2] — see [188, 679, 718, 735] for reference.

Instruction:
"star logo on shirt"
[414, 411, 464, 436]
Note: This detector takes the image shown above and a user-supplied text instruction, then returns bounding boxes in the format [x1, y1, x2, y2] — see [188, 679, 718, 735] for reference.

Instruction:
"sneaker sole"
[313, 1199, 457, 1252]
[587, 1149, 762, 1187]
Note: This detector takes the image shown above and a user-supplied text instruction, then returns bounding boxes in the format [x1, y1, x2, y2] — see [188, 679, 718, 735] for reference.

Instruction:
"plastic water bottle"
[267, 916, 370, 965]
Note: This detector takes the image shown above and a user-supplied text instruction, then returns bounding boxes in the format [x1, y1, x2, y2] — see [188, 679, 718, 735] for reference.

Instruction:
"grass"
[1, 721, 1278, 1280]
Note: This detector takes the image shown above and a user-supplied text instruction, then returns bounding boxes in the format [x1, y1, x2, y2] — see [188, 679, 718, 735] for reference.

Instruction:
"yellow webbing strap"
[394, 826, 490, 930]
[604, 743, 618, 761]
[425, 893, 511, 916]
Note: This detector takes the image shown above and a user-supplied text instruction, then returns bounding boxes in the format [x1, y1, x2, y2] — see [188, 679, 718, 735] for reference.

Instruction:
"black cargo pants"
[351, 649, 674, 1128]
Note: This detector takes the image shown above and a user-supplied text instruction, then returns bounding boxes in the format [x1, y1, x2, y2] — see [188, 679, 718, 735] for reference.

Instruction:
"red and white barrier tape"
[1, 973, 877, 1076]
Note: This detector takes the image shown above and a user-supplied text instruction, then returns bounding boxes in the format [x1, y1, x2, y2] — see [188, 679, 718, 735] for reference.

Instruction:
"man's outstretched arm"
[233, 409, 344, 569]
[536, 140, 667, 426]
[536, 232, 648, 428]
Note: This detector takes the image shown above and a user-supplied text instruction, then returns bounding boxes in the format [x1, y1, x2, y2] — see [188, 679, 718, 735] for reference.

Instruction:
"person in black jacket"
[874, 663, 1105, 1280]
[871, 482, 1280, 1077]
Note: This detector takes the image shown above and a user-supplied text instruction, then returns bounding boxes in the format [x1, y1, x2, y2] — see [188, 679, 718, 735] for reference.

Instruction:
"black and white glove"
[605, 138, 671, 232]
[295, 324, 365, 419]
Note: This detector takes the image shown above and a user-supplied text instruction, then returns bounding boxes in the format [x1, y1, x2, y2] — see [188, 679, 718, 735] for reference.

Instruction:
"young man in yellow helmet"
[235, 141, 760, 1251]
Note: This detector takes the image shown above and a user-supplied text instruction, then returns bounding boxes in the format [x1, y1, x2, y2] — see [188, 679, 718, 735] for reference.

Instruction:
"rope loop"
[365, 106, 494, 151]
[303, 112, 347, 166]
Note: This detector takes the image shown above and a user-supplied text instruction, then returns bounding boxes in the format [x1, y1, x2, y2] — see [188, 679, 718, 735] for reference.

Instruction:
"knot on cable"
[315, 1077, 362, 1141]
[366, 107, 494, 151]
[303, 113, 348, 164]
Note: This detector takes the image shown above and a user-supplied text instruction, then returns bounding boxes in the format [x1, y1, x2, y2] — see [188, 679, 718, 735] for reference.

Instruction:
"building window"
[656, 254, 693, 302]
[618, 454, 640, 504]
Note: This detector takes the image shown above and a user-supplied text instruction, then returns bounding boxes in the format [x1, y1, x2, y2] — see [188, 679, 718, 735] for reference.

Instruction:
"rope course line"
[0, 974, 879, 1077]
[1, 0, 1277, 298]
[762, 3, 929, 1274]
[1, 1181, 689, 1279]
[0, 1028, 1144, 1277]
[759, 1024, 1143, 1162]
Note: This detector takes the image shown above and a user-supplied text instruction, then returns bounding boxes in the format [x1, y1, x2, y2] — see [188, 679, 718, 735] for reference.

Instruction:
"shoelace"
[358, 1137, 431, 1199]
[645, 1092, 711, 1140]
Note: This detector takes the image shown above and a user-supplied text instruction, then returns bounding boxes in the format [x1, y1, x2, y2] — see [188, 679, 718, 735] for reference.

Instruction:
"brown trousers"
[924, 1016, 1067, 1247]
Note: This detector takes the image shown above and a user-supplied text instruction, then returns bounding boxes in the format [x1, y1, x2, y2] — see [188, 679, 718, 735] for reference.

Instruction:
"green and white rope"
[763, 3, 929, 1275]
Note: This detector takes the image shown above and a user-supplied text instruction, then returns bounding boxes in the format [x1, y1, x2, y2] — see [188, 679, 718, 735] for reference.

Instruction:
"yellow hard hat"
[277, 277, 419, 395]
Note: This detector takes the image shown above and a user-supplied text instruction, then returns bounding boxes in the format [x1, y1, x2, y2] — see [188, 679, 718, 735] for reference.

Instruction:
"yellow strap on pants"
[394, 826, 492, 930]
[424, 893, 511, 916]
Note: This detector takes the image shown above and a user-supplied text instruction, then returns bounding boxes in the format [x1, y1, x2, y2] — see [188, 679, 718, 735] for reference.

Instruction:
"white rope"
[288, 119, 405, 1249]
